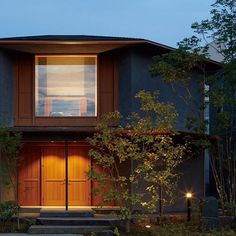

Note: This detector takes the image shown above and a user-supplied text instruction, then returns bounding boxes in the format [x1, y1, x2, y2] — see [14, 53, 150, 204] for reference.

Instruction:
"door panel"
[19, 144, 91, 206]
[41, 147, 65, 206]
[18, 146, 40, 206]
[68, 146, 90, 206]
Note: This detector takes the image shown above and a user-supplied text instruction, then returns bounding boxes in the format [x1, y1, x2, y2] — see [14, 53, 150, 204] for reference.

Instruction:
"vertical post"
[186, 192, 192, 221]
[159, 184, 163, 217]
[187, 198, 191, 221]
[65, 140, 69, 211]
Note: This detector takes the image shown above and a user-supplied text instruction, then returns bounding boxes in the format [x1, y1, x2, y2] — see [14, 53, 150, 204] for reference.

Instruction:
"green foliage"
[87, 90, 187, 220]
[114, 227, 120, 236]
[185, 115, 209, 133]
[0, 125, 22, 199]
[0, 201, 19, 232]
[120, 221, 236, 236]
[150, 0, 236, 213]
[150, 46, 205, 86]
[0, 125, 21, 157]
[192, 0, 236, 62]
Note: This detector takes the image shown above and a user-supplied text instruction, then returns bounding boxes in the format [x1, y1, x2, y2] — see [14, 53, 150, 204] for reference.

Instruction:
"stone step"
[92, 207, 120, 215]
[37, 216, 121, 226]
[40, 209, 95, 218]
[28, 225, 112, 234]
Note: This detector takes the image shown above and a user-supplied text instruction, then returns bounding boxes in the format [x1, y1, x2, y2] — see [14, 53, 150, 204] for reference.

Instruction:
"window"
[35, 55, 97, 117]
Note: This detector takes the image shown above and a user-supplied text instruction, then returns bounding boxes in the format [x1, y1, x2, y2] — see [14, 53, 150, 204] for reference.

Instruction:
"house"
[0, 35, 220, 212]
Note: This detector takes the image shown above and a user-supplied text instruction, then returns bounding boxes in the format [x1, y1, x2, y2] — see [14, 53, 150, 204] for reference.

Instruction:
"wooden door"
[41, 147, 65, 206]
[18, 146, 40, 206]
[68, 146, 90, 206]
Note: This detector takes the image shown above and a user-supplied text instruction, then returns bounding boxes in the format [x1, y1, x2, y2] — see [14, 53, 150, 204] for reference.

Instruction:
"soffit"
[0, 41, 143, 54]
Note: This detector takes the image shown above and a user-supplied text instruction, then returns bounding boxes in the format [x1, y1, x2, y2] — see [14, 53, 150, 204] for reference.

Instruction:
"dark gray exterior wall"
[0, 50, 14, 127]
[118, 49, 203, 131]
[117, 50, 133, 121]
[118, 49, 205, 212]
[165, 156, 204, 212]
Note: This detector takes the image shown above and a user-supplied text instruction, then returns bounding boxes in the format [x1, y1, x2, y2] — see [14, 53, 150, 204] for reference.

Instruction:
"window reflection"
[35, 56, 97, 117]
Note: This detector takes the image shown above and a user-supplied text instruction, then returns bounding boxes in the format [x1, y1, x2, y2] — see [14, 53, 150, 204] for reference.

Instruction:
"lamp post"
[186, 192, 192, 222]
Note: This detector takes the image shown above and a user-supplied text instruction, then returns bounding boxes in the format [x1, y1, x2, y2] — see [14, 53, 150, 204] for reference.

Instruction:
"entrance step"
[37, 216, 121, 226]
[40, 209, 95, 218]
[28, 225, 112, 234]
[92, 207, 120, 215]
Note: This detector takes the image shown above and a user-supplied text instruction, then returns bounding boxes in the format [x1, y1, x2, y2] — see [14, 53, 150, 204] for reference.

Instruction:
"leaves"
[0, 125, 22, 200]
[87, 91, 187, 218]
[150, 0, 236, 212]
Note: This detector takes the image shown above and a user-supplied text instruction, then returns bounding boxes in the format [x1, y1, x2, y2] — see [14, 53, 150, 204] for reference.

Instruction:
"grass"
[1, 218, 236, 235]
[120, 221, 236, 236]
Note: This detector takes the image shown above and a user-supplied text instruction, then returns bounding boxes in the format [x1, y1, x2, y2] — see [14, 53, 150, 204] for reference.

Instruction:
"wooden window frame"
[33, 54, 99, 127]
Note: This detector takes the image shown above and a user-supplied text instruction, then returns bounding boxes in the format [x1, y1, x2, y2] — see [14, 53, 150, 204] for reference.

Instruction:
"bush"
[0, 201, 19, 232]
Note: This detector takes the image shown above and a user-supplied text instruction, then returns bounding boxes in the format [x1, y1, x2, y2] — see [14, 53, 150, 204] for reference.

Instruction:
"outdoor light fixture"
[186, 192, 192, 199]
[185, 192, 192, 221]
[145, 225, 151, 228]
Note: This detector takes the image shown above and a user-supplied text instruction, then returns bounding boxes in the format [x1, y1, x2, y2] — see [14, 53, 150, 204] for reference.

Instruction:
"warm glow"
[186, 192, 192, 198]
[35, 55, 97, 117]
[145, 225, 151, 228]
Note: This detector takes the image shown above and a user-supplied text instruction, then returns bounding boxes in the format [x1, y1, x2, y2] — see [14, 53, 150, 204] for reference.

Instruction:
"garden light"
[185, 192, 192, 221]
[186, 192, 192, 198]
[145, 225, 151, 228]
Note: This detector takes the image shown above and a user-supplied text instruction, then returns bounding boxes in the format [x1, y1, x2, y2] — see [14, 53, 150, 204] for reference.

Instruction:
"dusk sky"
[0, 0, 214, 47]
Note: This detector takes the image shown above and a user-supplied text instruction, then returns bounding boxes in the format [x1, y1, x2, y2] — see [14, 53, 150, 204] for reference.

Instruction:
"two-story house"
[0, 35, 220, 212]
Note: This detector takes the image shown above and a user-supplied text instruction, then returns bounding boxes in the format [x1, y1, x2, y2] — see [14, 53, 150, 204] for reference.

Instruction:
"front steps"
[28, 209, 118, 235]
[28, 225, 112, 234]
[40, 209, 95, 218]
[37, 216, 120, 226]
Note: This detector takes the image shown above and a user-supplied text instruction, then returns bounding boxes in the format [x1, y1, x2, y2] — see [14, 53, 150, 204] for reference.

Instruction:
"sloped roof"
[0, 35, 222, 67]
[0, 34, 175, 50]
[0, 35, 145, 42]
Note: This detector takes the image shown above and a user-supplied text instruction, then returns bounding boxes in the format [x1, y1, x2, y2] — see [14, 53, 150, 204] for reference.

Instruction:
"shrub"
[0, 201, 19, 232]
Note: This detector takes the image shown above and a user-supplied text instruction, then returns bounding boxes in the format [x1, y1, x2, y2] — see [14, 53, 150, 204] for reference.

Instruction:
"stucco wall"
[118, 49, 205, 212]
[117, 50, 133, 121]
[165, 155, 204, 212]
[118, 49, 203, 131]
[0, 50, 14, 127]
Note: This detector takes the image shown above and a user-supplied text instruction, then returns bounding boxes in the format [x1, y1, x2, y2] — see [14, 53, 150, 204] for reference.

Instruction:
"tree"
[150, 0, 236, 214]
[0, 125, 21, 230]
[0, 125, 21, 201]
[87, 91, 187, 231]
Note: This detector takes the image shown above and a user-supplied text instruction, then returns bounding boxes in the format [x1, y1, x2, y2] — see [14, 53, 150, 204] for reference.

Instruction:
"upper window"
[35, 55, 97, 117]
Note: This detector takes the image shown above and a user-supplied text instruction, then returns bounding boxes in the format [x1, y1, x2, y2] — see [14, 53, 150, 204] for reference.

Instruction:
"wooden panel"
[35, 117, 97, 126]
[99, 93, 115, 116]
[18, 146, 40, 206]
[14, 53, 118, 127]
[91, 163, 115, 206]
[16, 54, 34, 126]
[68, 146, 90, 206]
[41, 147, 65, 206]
[98, 54, 117, 116]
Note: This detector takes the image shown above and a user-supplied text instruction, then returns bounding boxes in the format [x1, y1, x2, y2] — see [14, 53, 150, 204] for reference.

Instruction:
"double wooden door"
[18, 144, 90, 206]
